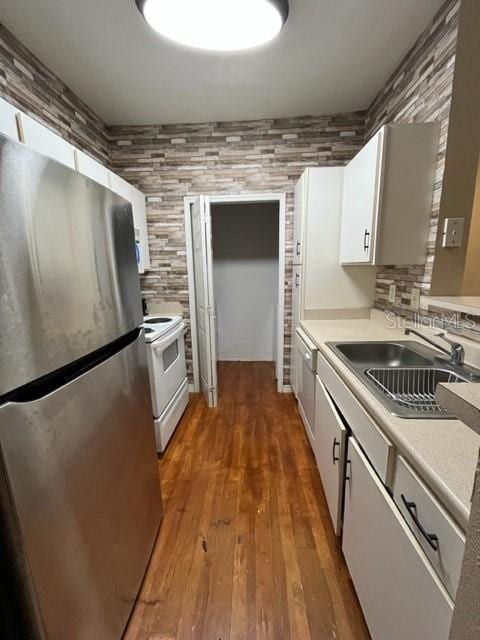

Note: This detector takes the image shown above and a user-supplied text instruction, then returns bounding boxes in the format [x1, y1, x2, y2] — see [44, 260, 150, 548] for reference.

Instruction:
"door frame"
[184, 192, 286, 394]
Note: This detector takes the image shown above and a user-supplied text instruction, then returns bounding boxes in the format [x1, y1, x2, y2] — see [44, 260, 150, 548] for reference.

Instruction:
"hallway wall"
[211, 203, 279, 362]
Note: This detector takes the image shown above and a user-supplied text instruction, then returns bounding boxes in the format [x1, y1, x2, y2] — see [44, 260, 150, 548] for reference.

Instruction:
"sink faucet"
[404, 329, 465, 366]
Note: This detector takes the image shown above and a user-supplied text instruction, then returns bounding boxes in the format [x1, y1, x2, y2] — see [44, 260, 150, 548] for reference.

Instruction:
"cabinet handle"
[296, 241, 301, 256]
[363, 229, 370, 252]
[332, 438, 340, 465]
[401, 494, 439, 551]
[345, 459, 352, 483]
[295, 273, 300, 287]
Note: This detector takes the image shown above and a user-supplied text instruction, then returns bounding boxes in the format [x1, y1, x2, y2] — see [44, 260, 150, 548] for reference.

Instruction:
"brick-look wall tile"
[108, 115, 366, 383]
[366, 0, 460, 314]
[0, 25, 110, 165]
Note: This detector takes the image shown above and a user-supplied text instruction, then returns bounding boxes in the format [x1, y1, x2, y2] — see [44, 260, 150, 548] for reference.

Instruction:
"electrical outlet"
[388, 284, 396, 304]
[410, 288, 421, 310]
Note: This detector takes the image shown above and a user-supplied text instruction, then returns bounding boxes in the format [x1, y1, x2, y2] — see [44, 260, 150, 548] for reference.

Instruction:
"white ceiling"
[0, 0, 445, 125]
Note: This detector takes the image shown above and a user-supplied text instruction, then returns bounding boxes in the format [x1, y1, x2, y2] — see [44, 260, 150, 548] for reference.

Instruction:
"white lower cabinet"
[295, 330, 317, 446]
[314, 376, 346, 535]
[343, 438, 454, 640]
[393, 455, 465, 600]
[291, 265, 302, 398]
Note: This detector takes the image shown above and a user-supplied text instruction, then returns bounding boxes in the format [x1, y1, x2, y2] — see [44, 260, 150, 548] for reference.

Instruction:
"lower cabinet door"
[314, 376, 346, 535]
[291, 265, 302, 398]
[343, 438, 453, 640]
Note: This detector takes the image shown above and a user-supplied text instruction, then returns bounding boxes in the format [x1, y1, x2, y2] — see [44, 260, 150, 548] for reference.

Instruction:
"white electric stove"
[142, 315, 189, 452]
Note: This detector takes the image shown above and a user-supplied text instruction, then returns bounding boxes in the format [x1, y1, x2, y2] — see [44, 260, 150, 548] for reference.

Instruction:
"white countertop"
[427, 296, 480, 316]
[300, 312, 480, 530]
[437, 383, 480, 436]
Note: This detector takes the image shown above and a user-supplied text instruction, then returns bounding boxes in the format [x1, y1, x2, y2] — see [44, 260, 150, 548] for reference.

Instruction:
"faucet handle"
[435, 332, 465, 365]
[435, 332, 462, 348]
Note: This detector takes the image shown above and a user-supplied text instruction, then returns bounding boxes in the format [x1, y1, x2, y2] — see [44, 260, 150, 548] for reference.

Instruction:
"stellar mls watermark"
[385, 311, 478, 332]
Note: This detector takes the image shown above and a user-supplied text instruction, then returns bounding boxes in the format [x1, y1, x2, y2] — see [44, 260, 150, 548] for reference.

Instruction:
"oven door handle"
[150, 322, 185, 350]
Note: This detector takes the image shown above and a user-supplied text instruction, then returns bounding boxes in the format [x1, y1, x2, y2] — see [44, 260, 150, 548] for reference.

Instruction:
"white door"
[339, 129, 384, 264]
[191, 196, 218, 407]
[314, 376, 346, 535]
[343, 438, 453, 640]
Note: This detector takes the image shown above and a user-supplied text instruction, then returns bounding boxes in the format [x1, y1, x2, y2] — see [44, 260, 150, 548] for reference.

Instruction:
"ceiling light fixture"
[135, 0, 289, 52]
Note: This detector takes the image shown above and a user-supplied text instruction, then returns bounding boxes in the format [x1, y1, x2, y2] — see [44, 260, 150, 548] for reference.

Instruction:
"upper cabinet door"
[17, 113, 76, 169]
[75, 149, 109, 188]
[339, 124, 438, 266]
[108, 171, 133, 203]
[131, 187, 150, 271]
[339, 129, 384, 264]
[293, 172, 307, 265]
[108, 173, 150, 274]
[0, 97, 20, 141]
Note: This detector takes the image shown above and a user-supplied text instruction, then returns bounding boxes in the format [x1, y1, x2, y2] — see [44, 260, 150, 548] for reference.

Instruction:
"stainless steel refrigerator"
[0, 135, 162, 639]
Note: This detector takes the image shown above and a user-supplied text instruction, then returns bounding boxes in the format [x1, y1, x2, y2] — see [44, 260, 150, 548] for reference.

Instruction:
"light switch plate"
[388, 284, 396, 303]
[410, 288, 421, 310]
[442, 218, 464, 248]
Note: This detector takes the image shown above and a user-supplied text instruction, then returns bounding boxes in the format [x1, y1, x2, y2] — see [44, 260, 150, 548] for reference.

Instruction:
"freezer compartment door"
[0, 135, 142, 396]
[0, 333, 162, 640]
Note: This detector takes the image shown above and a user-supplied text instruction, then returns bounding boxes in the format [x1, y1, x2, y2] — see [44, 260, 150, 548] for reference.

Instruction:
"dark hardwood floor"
[125, 362, 370, 640]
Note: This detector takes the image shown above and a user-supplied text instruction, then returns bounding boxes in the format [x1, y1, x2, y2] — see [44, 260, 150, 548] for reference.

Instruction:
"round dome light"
[135, 0, 289, 51]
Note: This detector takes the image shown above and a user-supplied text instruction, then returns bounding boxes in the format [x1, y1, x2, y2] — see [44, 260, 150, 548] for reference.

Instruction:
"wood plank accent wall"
[366, 0, 460, 313]
[0, 25, 110, 165]
[108, 115, 365, 382]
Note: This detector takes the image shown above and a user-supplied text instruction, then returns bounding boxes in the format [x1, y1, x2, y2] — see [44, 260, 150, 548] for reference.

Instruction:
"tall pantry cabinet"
[291, 168, 377, 394]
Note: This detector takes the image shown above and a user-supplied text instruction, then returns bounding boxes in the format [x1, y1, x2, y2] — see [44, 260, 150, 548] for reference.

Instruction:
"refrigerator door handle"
[0, 329, 141, 407]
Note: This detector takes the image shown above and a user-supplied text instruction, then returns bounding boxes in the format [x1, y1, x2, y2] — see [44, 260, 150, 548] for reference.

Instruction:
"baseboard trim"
[282, 385, 293, 393]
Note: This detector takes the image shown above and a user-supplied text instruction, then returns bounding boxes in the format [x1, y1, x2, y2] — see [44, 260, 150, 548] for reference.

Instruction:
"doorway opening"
[185, 194, 286, 407]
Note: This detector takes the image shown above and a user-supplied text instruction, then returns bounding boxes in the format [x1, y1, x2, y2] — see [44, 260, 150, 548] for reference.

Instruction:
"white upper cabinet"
[75, 149, 110, 188]
[0, 97, 20, 141]
[17, 112, 76, 169]
[108, 171, 134, 203]
[340, 130, 383, 264]
[293, 172, 306, 265]
[3, 99, 150, 276]
[108, 171, 150, 274]
[131, 186, 151, 271]
[339, 123, 439, 266]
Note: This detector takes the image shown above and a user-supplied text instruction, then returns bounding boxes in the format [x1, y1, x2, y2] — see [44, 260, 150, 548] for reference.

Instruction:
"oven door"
[147, 322, 187, 418]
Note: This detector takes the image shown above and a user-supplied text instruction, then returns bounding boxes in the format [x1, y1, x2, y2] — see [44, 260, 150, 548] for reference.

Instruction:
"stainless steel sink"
[326, 340, 472, 418]
[332, 341, 434, 367]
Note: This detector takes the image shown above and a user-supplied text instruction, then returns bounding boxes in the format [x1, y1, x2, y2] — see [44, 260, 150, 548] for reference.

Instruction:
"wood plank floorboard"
[125, 361, 370, 640]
